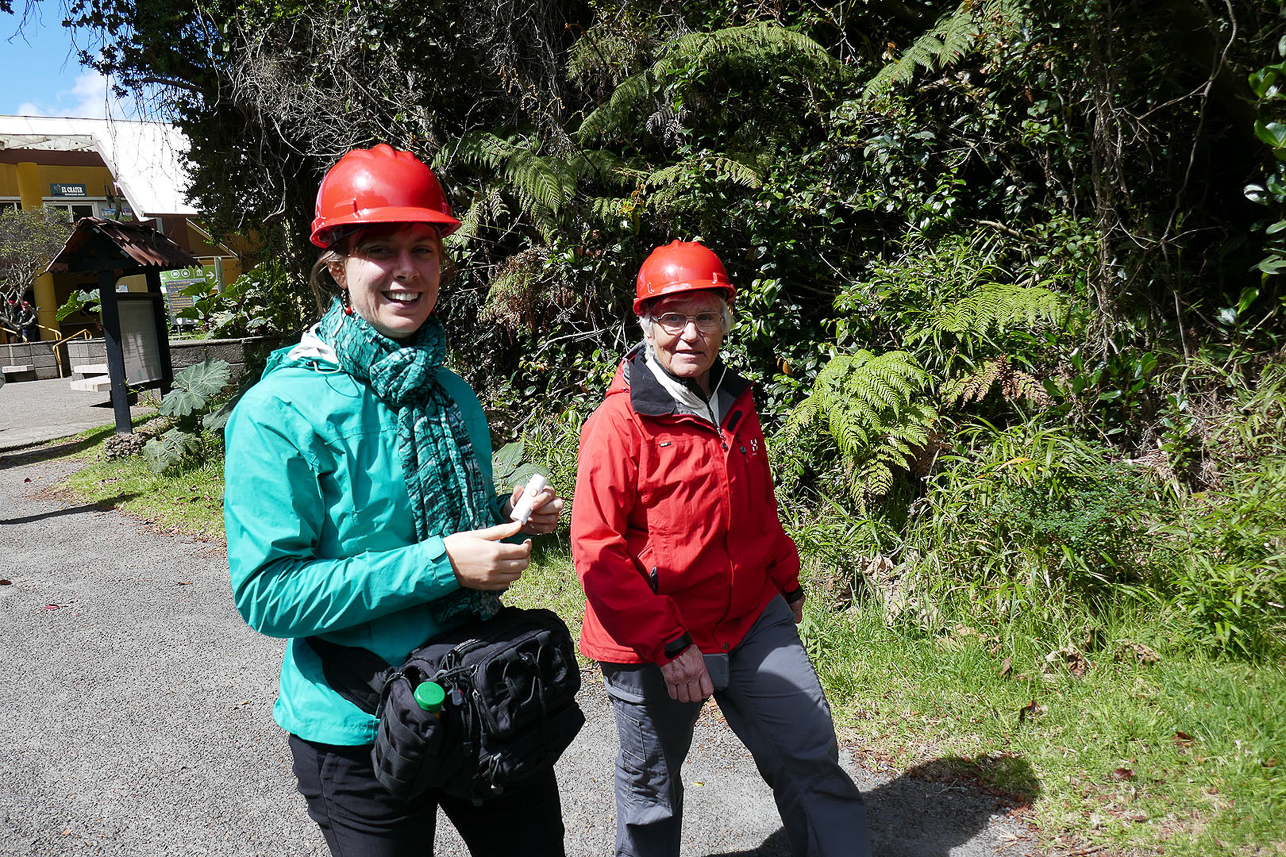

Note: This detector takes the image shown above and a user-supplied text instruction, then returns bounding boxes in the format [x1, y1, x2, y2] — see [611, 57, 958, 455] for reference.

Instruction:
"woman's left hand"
[508, 484, 565, 535]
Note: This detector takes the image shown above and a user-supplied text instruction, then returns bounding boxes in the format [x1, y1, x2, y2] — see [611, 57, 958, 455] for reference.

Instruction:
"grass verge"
[807, 599, 1286, 856]
[53, 430, 226, 540]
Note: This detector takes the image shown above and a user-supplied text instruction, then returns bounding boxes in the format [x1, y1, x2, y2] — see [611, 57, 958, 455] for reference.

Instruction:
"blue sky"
[1, 6, 140, 119]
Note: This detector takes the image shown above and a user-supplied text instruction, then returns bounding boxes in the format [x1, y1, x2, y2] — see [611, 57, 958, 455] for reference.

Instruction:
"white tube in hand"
[509, 473, 548, 525]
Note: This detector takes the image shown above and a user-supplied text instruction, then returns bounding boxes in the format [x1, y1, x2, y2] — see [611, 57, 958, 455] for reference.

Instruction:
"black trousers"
[289, 735, 566, 857]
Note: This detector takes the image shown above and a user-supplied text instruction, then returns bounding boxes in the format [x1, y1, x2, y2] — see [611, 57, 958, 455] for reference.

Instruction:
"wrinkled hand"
[659, 645, 713, 703]
[443, 521, 530, 590]
[508, 484, 565, 535]
[789, 591, 806, 624]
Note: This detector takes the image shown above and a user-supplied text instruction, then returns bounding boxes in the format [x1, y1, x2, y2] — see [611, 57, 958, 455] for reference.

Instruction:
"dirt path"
[0, 447, 1038, 856]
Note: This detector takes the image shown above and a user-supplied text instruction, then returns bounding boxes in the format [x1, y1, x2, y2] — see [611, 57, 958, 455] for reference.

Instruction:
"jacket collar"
[621, 344, 751, 419]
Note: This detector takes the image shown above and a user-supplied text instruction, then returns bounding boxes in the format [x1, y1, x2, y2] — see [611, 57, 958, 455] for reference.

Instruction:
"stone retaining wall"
[0, 342, 61, 380]
[66, 335, 286, 384]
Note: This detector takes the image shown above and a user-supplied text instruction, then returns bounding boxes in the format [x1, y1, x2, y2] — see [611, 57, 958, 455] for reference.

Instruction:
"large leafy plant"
[177, 262, 306, 338]
[144, 359, 232, 473]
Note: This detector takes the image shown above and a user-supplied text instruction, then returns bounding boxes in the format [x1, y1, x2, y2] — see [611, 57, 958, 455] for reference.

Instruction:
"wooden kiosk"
[46, 218, 201, 434]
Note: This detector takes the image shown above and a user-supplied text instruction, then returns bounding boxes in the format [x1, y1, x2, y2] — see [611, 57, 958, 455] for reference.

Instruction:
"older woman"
[571, 240, 871, 857]
[224, 145, 566, 856]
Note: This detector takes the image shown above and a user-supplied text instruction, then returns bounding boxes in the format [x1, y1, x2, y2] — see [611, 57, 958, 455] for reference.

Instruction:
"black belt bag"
[308, 606, 585, 804]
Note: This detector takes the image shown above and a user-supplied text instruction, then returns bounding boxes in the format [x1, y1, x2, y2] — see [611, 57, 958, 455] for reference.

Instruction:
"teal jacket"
[223, 339, 502, 745]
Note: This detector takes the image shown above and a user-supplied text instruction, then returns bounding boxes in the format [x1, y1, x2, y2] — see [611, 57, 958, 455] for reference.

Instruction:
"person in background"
[570, 240, 872, 857]
[223, 144, 566, 857]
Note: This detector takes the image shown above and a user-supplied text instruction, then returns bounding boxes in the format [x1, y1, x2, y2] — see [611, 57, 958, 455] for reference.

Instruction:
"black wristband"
[663, 631, 693, 660]
[783, 586, 805, 604]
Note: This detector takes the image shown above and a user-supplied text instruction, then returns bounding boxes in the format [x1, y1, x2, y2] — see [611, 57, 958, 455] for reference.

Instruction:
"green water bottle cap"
[414, 681, 445, 712]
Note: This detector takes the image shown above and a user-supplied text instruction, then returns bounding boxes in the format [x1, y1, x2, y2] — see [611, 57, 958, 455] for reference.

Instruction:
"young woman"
[224, 145, 566, 857]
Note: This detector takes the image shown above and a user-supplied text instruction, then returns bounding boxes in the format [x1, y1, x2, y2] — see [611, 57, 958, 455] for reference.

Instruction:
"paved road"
[0, 443, 1038, 855]
[0, 377, 152, 452]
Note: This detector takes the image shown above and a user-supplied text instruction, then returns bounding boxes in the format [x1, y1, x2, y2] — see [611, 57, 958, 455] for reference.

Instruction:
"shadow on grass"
[705, 754, 1041, 857]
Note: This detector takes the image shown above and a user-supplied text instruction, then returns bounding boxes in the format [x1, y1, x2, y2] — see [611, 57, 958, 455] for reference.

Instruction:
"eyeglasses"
[654, 312, 722, 334]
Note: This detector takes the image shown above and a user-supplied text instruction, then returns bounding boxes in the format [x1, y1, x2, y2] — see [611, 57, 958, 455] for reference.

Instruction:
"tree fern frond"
[579, 67, 659, 142]
[941, 356, 1055, 408]
[937, 7, 982, 66]
[712, 155, 762, 188]
[437, 130, 513, 170]
[580, 23, 849, 142]
[859, 460, 895, 501]
[783, 395, 821, 435]
[504, 150, 577, 217]
[569, 149, 634, 188]
[926, 282, 1069, 339]
[444, 187, 508, 249]
[861, 0, 995, 102]
[587, 196, 635, 223]
[786, 349, 937, 503]
[670, 23, 843, 72]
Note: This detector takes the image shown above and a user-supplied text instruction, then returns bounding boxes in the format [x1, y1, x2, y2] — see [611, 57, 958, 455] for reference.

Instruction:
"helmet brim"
[310, 206, 462, 248]
[632, 281, 735, 316]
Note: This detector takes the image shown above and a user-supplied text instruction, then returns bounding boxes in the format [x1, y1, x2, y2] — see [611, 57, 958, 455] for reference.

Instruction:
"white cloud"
[63, 71, 140, 120]
[15, 102, 45, 116]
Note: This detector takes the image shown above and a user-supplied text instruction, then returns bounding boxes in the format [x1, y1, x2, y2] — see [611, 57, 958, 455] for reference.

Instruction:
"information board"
[117, 294, 165, 386]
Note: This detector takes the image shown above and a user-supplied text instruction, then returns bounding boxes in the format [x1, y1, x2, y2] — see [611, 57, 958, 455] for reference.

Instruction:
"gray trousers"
[601, 596, 871, 857]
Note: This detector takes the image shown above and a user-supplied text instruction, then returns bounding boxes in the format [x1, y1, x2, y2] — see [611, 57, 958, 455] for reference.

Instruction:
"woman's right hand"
[442, 521, 531, 590]
[659, 645, 714, 703]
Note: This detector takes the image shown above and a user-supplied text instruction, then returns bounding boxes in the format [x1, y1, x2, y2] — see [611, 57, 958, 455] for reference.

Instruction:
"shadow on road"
[705, 754, 1040, 857]
[0, 493, 143, 525]
[0, 428, 114, 467]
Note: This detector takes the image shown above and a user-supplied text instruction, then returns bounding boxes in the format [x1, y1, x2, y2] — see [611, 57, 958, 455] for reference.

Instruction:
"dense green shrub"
[177, 261, 309, 339]
[905, 423, 1163, 618]
[1160, 459, 1286, 660]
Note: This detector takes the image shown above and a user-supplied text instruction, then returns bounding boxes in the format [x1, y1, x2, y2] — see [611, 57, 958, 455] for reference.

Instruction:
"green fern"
[862, 0, 1024, 102]
[446, 188, 509, 248]
[941, 355, 1054, 407]
[580, 23, 850, 143]
[784, 350, 936, 505]
[919, 282, 1069, 341]
[643, 152, 762, 212]
[438, 132, 579, 241]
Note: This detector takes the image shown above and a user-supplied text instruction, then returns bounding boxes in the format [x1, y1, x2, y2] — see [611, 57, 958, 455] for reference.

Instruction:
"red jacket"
[571, 349, 801, 665]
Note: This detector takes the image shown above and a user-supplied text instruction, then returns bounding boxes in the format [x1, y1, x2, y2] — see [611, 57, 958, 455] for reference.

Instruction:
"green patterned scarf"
[315, 299, 502, 624]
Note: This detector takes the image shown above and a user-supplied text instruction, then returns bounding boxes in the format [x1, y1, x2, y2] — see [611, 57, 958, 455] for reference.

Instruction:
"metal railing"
[47, 326, 94, 378]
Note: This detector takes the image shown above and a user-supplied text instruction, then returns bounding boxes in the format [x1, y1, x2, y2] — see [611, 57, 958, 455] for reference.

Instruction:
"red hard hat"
[633, 240, 735, 315]
[310, 144, 461, 249]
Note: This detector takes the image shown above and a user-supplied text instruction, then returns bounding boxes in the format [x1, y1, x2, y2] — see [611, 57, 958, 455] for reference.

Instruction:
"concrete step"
[69, 376, 113, 393]
[2, 365, 37, 382]
[71, 363, 110, 379]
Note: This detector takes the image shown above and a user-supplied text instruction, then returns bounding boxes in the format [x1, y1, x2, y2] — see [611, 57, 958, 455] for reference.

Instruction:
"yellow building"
[0, 115, 244, 343]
